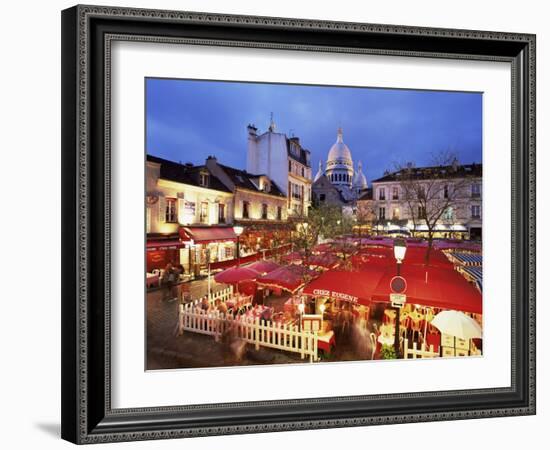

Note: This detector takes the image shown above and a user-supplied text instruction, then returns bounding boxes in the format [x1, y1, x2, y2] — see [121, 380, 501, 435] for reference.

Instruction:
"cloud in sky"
[146, 78, 482, 183]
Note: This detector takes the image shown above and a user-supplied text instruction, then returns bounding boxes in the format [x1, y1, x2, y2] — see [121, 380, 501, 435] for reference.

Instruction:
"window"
[471, 183, 481, 198]
[379, 207, 386, 220]
[319, 193, 326, 202]
[199, 172, 209, 187]
[444, 207, 453, 220]
[277, 206, 282, 220]
[379, 188, 386, 200]
[444, 185, 449, 199]
[261, 203, 268, 220]
[418, 205, 426, 218]
[301, 167, 305, 177]
[200, 202, 208, 223]
[471, 205, 481, 219]
[290, 183, 302, 200]
[242, 201, 250, 219]
[392, 187, 399, 200]
[218, 204, 225, 223]
[165, 198, 177, 223]
[392, 208, 400, 220]
[289, 160, 292, 172]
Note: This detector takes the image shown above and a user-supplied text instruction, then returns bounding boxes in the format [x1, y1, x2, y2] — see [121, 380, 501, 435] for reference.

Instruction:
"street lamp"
[392, 237, 407, 358]
[298, 302, 305, 332]
[233, 225, 244, 266]
[393, 237, 407, 275]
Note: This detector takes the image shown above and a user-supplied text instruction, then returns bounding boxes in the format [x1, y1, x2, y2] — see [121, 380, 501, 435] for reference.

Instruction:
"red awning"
[302, 268, 385, 306]
[371, 265, 482, 313]
[146, 239, 185, 251]
[180, 226, 237, 244]
[399, 247, 454, 269]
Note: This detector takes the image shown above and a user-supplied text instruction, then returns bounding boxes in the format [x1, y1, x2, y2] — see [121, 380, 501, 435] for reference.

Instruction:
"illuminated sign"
[311, 289, 358, 303]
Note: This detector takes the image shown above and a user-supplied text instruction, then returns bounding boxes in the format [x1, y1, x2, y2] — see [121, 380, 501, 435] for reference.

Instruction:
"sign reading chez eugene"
[311, 289, 359, 304]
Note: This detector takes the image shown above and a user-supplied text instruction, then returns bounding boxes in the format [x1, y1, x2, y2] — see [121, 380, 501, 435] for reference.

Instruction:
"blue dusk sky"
[146, 78, 482, 183]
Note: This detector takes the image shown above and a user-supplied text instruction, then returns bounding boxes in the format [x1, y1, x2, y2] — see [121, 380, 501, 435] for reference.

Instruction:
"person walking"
[161, 263, 176, 301]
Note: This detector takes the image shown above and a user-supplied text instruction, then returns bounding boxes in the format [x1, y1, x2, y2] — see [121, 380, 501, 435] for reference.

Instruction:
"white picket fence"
[206, 286, 234, 304]
[177, 303, 319, 362]
[403, 339, 440, 359]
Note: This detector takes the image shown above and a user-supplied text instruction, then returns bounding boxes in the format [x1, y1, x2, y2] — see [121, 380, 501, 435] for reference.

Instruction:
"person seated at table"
[215, 299, 228, 315]
[200, 297, 210, 312]
[260, 307, 273, 323]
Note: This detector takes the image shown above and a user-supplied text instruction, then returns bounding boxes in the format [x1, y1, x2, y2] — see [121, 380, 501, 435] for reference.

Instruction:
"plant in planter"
[380, 344, 397, 360]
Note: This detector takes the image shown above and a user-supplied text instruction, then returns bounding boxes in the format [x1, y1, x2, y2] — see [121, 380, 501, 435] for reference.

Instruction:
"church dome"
[353, 161, 368, 189]
[327, 128, 353, 163]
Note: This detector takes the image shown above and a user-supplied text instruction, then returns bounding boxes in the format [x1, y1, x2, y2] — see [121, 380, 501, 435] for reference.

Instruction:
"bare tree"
[394, 151, 471, 263]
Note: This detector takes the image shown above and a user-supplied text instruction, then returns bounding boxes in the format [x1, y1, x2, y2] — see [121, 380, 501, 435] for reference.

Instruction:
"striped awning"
[450, 252, 483, 266]
[460, 266, 483, 293]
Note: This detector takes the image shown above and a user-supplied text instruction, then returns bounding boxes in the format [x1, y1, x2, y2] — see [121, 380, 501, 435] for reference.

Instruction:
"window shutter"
[158, 195, 166, 223]
[177, 198, 185, 224]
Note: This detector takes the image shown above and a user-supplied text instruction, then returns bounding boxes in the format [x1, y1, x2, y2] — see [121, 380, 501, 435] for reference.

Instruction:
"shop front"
[146, 235, 186, 272]
[179, 226, 238, 275]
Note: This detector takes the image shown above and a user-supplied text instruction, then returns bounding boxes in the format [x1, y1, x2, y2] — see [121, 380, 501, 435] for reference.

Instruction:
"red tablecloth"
[318, 331, 336, 353]
[426, 333, 441, 352]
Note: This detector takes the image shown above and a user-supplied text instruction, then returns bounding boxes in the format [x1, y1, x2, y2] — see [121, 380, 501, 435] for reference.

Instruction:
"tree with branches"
[394, 151, 471, 263]
[292, 204, 354, 260]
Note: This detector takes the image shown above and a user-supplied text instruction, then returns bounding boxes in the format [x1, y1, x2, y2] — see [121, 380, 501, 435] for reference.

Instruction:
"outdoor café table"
[226, 294, 252, 311]
[317, 330, 336, 353]
[243, 305, 272, 320]
[146, 272, 159, 288]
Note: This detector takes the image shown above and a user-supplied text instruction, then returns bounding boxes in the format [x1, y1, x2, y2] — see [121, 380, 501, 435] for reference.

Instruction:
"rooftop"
[146, 154, 231, 193]
[372, 163, 482, 183]
[216, 163, 286, 198]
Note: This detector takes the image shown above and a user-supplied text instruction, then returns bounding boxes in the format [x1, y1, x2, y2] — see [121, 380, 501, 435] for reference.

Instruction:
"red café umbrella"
[306, 253, 340, 269]
[281, 251, 304, 264]
[311, 243, 333, 254]
[302, 268, 386, 306]
[371, 264, 482, 314]
[214, 266, 259, 285]
[246, 260, 280, 275]
[256, 265, 318, 294]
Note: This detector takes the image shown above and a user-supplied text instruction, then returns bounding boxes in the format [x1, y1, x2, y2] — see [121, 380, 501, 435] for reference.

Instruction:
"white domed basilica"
[313, 128, 368, 206]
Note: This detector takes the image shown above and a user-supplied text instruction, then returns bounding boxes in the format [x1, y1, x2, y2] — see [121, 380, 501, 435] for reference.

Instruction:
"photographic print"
[145, 78, 483, 370]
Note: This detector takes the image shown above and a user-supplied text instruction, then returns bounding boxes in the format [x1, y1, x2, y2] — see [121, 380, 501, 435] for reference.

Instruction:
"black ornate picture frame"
[61, 5, 536, 444]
